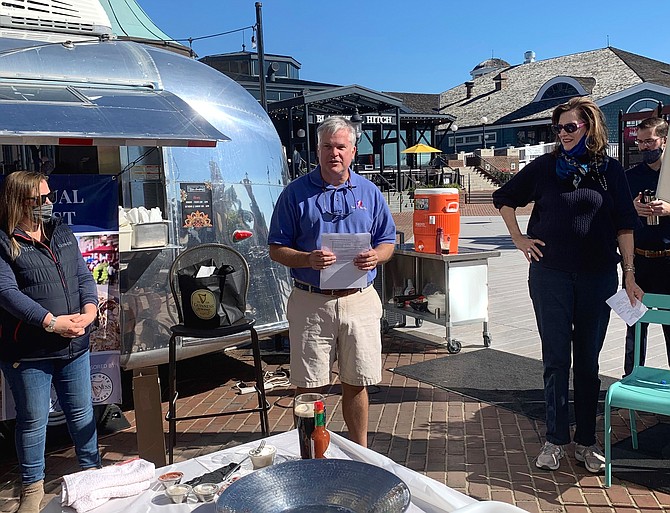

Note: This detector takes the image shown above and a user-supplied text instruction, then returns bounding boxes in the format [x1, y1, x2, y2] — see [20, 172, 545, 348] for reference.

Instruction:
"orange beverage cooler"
[413, 188, 460, 254]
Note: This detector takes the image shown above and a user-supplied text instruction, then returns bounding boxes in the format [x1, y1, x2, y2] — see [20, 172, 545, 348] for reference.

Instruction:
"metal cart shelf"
[380, 245, 500, 353]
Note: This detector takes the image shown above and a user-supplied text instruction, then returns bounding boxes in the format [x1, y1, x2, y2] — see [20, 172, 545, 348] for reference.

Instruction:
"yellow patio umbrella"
[402, 143, 442, 172]
[401, 143, 442, 154]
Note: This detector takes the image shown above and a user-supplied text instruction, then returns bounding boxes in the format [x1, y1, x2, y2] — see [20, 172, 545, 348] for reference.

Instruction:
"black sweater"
[492, 153, 638, 273]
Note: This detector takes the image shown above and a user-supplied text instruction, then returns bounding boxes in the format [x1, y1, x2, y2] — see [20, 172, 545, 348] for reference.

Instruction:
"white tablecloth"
[44, 430, 527, 513]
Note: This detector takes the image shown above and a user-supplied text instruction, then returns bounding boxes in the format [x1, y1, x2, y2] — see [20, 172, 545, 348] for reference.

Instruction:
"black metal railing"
[472, 156, 514, 186]
[365, 171, 397, 193]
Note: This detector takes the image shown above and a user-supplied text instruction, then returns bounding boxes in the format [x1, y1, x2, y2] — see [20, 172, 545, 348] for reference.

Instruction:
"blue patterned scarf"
[556, 136, 608, 190]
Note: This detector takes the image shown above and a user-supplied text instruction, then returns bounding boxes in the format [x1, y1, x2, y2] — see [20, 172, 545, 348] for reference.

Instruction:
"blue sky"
[139, 1, 670, 94]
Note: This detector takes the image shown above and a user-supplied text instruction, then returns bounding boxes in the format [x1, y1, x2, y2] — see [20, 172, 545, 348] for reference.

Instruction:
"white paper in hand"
[320, 233, 370, 289]
[606, 289, 647, 326]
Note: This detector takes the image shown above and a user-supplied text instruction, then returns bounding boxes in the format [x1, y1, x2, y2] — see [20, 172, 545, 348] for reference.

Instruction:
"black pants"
[624, 254, 670, 376]
[529, 264, 616, 446]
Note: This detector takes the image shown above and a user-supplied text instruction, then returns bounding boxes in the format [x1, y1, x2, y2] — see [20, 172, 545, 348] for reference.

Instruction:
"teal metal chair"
[604, 293, 670, 487]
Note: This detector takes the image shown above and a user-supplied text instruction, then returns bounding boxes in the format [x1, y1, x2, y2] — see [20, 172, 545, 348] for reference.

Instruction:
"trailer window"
[0, 85, 83, 103]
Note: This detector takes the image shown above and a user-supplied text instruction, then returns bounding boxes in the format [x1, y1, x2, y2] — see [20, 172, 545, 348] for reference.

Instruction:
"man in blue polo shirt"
[268, 116, 396, 447]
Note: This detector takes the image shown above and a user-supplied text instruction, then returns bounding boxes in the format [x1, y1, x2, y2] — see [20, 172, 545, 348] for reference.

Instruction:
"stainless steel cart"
[380, 245, 500, 353]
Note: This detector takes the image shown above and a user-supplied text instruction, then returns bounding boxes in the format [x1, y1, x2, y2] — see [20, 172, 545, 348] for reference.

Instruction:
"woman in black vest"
[0, 171, 100, 513]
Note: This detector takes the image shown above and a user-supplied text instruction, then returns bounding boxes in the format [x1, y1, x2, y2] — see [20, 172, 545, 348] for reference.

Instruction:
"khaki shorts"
[287, 285, 383, 388]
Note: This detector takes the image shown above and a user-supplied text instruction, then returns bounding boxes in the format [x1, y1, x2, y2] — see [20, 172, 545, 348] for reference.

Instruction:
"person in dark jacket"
[493, 97, 642, 474]
[0, 171, 99, 513]
[623, 117, 670, 376]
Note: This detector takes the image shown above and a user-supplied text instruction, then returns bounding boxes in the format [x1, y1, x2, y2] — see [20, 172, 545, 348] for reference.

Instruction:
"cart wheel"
[483, 334, 492, 347]
[414, 318, 423, 327]
[382, 319, 390, 334]
[447, 340, 462, 354]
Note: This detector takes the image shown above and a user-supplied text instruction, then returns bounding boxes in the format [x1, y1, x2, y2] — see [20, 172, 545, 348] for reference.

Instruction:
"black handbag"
[177, 258, 245, 329]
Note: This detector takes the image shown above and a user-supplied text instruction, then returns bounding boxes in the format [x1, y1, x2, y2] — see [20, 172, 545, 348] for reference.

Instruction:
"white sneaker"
[535, 441, 564, 470]
[575, 443, 605, 473]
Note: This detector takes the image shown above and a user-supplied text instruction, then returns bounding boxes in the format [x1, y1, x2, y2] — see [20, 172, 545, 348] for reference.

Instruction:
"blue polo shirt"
[268, 167, 396, 286]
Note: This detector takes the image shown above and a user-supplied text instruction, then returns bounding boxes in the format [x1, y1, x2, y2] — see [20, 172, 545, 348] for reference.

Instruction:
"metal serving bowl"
[216, 459, 411, 513]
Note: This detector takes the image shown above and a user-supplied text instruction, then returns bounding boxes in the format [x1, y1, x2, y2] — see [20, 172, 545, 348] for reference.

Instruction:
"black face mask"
[642, 148, 663, 164]
[32, 203, 54, 222]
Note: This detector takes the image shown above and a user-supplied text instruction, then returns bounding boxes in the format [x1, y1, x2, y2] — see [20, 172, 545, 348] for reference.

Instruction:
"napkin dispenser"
[125, 207, 169, 249]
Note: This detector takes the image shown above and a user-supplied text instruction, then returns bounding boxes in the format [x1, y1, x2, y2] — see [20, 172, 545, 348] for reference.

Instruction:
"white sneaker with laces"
[575, 443, 605, 473]
[535, 441, 564, 470]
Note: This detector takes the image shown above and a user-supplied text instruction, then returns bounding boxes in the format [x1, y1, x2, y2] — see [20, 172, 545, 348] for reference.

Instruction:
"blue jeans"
[529, 264, 617, 447]
[0, 351, 100, 484]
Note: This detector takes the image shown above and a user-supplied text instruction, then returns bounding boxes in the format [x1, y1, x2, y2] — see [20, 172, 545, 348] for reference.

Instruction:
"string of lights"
[169, 24, 256, 51]
[0, 37, 103, 57]
[0, 23, 257, 58]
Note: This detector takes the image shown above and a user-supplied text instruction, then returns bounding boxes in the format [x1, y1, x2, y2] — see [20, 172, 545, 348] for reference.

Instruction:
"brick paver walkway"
[2, 337, 666, 513]
[0, 201, 668, 513]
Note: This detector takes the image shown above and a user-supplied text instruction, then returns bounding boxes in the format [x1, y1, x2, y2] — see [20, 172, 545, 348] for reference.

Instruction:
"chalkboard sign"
[180, 183, 213, 229]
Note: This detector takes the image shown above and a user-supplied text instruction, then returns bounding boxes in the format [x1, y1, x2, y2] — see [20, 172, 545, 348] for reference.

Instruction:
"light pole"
[481, 116, 488, 149]
[350, 108, 363, 171]
[292, 128, 306, 178]
[350, 108, 363, 145]
[451, 123, 459, 154]
[255, 2, 267, 111]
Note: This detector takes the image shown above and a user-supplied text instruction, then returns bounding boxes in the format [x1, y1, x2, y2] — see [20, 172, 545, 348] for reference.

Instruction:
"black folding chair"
[165, 243, 269, 463]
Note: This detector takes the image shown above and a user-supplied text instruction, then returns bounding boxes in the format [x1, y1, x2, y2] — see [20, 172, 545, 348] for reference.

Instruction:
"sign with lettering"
[48, 175, 119, 232]
[364, 115, 395, 124]
[89, 352, 122, 404]
[180, 182, 214, 229]
[313, 114, 396, 125]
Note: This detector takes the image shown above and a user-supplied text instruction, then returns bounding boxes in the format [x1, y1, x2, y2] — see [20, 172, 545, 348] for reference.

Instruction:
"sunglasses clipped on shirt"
[551, 121, 586, 135]
[319, 181, 357, 218]
[27, 191, 57, 204]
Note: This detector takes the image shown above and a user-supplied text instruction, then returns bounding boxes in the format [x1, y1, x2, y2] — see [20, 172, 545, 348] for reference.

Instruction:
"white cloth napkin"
[61, 458, 155, 513]
[125, 208, 140, 224]
[136, 207, 151, 223]
[148, 207, 163, 222]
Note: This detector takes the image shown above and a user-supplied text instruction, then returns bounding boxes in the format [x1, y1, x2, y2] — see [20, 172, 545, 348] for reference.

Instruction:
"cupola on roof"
[471, 58, 511, 72]
[470, 57, 511, 79]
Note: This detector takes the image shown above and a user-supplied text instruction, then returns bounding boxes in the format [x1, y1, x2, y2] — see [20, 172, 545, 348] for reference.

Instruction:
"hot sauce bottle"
[311, 400, 330, 459]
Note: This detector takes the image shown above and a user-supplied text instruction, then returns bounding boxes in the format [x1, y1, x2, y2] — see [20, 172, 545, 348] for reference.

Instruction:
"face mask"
[32, 203, 54, 222]
[642, 148, 663, 164]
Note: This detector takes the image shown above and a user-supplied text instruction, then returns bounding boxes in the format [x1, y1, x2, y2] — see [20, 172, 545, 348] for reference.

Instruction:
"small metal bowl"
[165, 483, 191, 504]
[193, 483, 219, 502]
[158, 471, 183, 489]
[249, 444, 277, 469]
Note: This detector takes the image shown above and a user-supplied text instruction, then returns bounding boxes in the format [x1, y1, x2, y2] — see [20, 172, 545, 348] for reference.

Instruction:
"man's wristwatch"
[45, 317, 56, 333]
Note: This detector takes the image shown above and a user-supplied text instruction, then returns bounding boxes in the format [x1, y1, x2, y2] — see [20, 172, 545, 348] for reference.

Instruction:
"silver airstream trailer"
[0, 7, 292, 420]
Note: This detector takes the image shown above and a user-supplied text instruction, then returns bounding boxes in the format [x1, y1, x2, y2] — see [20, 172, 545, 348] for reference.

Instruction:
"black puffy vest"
[0, 220, 93, 361]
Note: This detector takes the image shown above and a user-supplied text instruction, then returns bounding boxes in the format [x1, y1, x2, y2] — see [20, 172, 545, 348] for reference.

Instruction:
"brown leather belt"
[293, 281, 371, 297]
[635, 248, 670, 258]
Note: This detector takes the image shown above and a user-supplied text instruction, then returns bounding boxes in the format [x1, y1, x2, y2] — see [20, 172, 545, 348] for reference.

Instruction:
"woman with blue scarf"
[493, 97, 642, 474]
